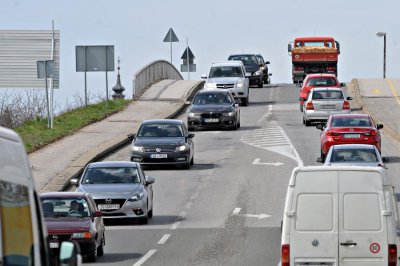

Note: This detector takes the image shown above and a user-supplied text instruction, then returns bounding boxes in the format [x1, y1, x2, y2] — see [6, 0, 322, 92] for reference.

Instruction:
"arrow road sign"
[252, 158, 284, 166]
[231, 208, 271, 219]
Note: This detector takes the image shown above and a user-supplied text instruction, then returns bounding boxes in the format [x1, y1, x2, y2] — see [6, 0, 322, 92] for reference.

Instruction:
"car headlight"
[223, 112, 235, 117]
[129, 192, 144, 202]
[175, 145, 188, 152]
[206, 83, 216, 89]
[72, 232, 93, 239]
[132, 145, 144, 152]
[254, 70, 262, 76]
[188, 112, 200, 117]
[237, 82, 244, 88]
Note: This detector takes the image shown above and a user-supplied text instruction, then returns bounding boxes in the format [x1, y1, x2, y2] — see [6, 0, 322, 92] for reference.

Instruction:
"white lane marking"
[132, 249, 157, 266]
[157, 234, 171, 245]
[257, 104, 272, 124]
[170, 221, 181, 230]
[240, 213, 271, 219]
[232, 207, 241, 215]
[252, 158, 284, 166]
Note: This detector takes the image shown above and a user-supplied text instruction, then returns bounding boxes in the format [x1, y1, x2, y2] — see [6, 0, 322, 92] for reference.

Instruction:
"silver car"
[201, 61, 250, 106]
[323, 144, 387, 167]
[302, 87, 352, 126]
[71, 161, 155, 224]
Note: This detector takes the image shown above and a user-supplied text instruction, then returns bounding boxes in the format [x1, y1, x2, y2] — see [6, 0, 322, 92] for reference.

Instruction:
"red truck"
[288, 37, 340, 84]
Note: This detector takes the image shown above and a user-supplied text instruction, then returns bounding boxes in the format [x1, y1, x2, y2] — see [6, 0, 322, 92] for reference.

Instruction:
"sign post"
[37, 60, 54, 128]
[163, 28, 179, 64]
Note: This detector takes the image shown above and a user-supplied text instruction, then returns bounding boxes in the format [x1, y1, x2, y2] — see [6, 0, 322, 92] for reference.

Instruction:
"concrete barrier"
[132, 60, 183, 98]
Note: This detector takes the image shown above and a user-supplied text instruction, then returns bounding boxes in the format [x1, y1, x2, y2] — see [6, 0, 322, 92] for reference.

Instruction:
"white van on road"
[281, 166, 399, 266]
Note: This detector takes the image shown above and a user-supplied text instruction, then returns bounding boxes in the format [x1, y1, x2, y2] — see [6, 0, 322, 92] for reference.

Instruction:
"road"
[86, 83, 400, 266]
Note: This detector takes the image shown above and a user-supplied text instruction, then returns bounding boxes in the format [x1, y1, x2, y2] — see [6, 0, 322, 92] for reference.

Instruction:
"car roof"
[305, 73, 338, 79]
[141, 119, 183, 125]
[196, 90, 231, 95]
[331, 113, 370, 119]
[332, 144, 376, 150]
[211, 61, 243, 67]
[86, 161, 140, 168]
[229, 53, 257, 57]
[40, 191, 88, 199]
[311, 87, 343, 92]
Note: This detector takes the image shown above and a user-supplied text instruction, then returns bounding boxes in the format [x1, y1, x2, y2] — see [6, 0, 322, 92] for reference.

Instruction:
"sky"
[1, 0, 399, 109]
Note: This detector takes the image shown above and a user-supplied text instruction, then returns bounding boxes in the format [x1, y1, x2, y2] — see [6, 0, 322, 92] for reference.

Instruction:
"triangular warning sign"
[163, 28, 179, 42]
[181, 47, 195, 59]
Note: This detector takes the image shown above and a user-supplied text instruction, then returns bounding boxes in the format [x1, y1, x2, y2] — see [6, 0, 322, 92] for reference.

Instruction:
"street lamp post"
[376, 32, 387, 79]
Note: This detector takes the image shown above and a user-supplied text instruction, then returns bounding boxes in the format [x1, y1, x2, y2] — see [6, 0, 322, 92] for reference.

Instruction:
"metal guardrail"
[132, 60, 183, 98]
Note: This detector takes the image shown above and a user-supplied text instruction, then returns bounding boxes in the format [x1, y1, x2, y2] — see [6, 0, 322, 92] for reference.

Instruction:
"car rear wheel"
[188, 126, 195, 131]
[242, 97, 248, 106]
[305, 119, 311, 126]
[258, 80, 263, 88]
[190, 156, 194, 166]
[320, 149, 326, 162]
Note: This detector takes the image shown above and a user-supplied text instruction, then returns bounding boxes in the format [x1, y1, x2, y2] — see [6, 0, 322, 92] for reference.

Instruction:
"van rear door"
[290, 170, 339, 265]
[338, 170, 388, 265]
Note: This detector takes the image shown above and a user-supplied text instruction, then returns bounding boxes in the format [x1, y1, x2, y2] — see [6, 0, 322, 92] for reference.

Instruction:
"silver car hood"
[77, 184, 142, 199]
[207, 77, 243, 84]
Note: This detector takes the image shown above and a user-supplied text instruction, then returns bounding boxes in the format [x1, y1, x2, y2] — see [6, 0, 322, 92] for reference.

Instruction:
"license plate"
[320, 104, 336, 109]
[49, 242, 59, 249]
[98, 204, 120, 210]
[343, 133, 361, 138]
[150, 154, 167, 159]
[246, 72, 252, 76]
[205, 118, 219, 123]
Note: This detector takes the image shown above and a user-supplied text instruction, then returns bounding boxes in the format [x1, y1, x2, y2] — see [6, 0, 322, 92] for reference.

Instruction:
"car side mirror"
[269, 73, 272, 76]
[377, 124, 384, 130]
[145, 176, 155, 185]
[288, 43, 293, 53]
[382, 157, 390, 163]
[316, 123, 325, 130]
[188, 133, 195, 138]
[346, 97, 352, 100]
[265, 61, 270, 64]
[317, 157, 323, 163]
[201, 74, 207, 79]
[299, 97, 306, 101]
[340, 82, 346, 87]
[59, 240, 82, 266]
[234, 103, 239, 108]
[127, 133, 135, 141]
[70, 179, 78, 186]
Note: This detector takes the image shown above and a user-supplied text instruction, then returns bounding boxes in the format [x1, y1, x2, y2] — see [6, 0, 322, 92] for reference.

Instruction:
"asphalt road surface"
[86, 83, 400, 266]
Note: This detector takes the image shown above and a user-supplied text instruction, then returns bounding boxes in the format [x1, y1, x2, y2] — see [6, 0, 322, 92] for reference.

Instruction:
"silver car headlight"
[237, 82, 244, 88]
[223, 112, 235, 117]
[129, 192, 144, 202]
[206, 83, 216, 89]
[188, 112, 200, 117]
[132, 145, 144, 152]
[175, 145, 188, 152]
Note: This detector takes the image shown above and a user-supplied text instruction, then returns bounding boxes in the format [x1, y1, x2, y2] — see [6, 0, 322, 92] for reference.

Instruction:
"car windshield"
[331, 117, 372, 127]
[209, 66, 242, 78]
[312, 90, 343, 100]
[307, 78, 337, 86]
[137, 124, 184, 137]
[81, 167, 140, 184]
[330, 149, 378, 163]
[41, 198, 90, 218]
[229, 55, 258, 66]
[193, 93, 232, 105]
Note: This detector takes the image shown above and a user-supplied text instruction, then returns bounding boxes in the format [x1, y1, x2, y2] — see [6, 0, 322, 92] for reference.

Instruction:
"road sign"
[181, 47, 195, 59]
[37, 60, 54, 78]
[163, 28, 179, 42]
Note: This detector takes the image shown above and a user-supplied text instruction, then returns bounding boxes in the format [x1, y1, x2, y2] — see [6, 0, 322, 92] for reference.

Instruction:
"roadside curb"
[40, 80, 204, 193]
[351, 79, 400, 144]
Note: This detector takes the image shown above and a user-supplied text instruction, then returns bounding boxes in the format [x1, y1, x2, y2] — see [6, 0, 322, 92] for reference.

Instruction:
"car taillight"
[364, 130, 377, 136]
[388, 244, 397, 266]
[326, 130, 340, 137]
[281, 244, 290, 266]
[342, 101, 350, 110]
[306, 101, 314, 110]
[326, 66, 336, 71]
[294, 66, 304, 71]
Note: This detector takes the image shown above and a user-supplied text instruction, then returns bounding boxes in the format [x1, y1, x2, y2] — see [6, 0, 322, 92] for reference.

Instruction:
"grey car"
[323, 144, 387, 167]
[71, 161, 155, 224]
[302, 87, 352, 126]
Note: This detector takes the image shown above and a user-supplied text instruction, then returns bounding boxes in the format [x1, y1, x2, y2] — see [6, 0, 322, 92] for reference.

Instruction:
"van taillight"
[306, 101, 314, 110]
[388, 244, 397, 266]
[281, 244, 290, 266]
[342, 101, 350, 110]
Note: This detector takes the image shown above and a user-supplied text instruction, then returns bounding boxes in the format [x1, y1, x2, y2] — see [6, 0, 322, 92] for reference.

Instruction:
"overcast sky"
[1, 0, 399, 106]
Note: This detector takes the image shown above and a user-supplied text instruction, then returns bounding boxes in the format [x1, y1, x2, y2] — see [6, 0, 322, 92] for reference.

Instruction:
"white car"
[323, 144, 387, 167]
[201, 61, 250, 106]
[302, 87, 352, 126]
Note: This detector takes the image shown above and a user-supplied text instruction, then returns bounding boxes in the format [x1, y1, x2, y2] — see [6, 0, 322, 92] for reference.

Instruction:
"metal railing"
[132, 60, 183, 98]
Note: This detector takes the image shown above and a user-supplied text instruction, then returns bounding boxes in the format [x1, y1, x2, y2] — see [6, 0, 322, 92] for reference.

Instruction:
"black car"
[130, 119, 195, 169]
[228, 54, 264, 88]
[256, 54, 271, 84]
[187, 90, 240, 131]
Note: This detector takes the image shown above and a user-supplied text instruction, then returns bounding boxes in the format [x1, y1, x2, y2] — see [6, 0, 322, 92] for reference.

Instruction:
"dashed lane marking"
[132, 249, 157, 266]
[157, 234, 171, 245]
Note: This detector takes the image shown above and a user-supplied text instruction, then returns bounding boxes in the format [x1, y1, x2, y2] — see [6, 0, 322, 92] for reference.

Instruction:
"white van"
[0, 126, 81, 266]
[281, 166, 399, 266]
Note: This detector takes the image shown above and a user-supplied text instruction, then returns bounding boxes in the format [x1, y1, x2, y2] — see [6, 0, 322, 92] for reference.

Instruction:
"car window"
[307, 78, 337, 86]
[0, 180, 34, 266]
[194, 93, 231, 105]
[209, 66, 242, 78]
[81, 167, 141, 184]
[41, 198, 90, 218]
[331, 117, 372, 127]
[229, 55, 258, 66]
[303, 41, 325, 47]
[137, 124, 184, 137]
[331, 149, 378, 162]
[312, 90, 343, 100]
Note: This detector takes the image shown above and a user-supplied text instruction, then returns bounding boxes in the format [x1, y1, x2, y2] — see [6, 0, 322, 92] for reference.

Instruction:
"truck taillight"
[294, 66, 304, 72]
[326, 66, 336, 71]
[342, 101, 350, 110]
[306, 101, 314, 110]
[281, 244, 290, 266]
[388, 244, 397, 266]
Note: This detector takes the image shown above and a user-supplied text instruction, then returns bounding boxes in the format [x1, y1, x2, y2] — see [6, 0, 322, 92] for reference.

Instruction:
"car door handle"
[340, 242, 357, 246]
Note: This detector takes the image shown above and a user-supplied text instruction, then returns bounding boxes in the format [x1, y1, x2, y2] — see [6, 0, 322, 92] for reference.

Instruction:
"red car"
[40, 192, 105, 262]
[299, 73, 343, 111]
[317, 114, 383, 161]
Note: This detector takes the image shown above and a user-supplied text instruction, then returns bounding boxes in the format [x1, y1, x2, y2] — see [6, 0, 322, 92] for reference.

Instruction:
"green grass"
[15, 99, 132, 153]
